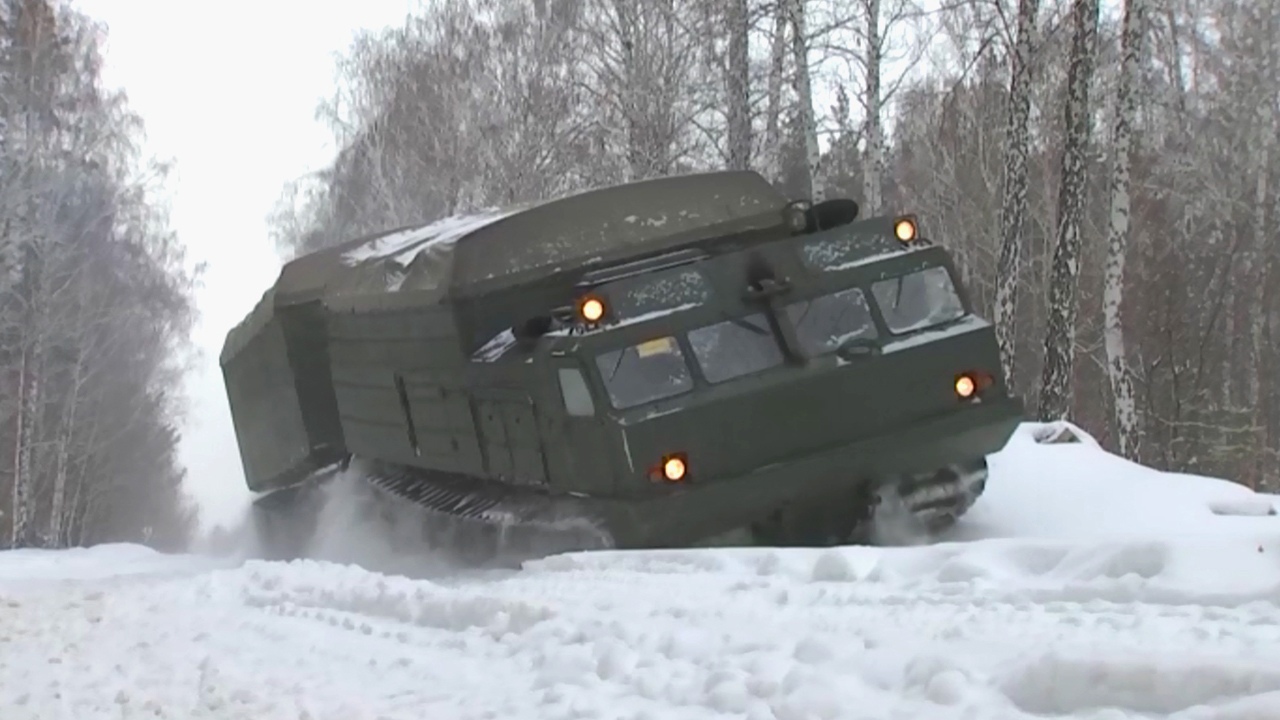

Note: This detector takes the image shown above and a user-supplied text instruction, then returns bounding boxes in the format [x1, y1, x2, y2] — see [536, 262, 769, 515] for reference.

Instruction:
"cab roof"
[222, 170, 789, 363]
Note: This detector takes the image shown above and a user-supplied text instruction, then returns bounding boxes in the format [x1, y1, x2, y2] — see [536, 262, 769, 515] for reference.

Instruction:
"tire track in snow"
[5, 542, 1280, 720]
[221, 550, 1280, 719]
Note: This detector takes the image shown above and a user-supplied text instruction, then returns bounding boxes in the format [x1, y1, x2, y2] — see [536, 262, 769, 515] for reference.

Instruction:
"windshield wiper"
[835, 335, 882, 360]
[722, 312, 770, 336]
[608, 348, 627, 380]
[791, 301, 814, 328]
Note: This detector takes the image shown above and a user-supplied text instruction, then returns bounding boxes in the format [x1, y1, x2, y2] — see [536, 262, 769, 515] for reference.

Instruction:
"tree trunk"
[1037, 0, 1100, 421]
[765, 2, 788, 181]
[10, 332, 41, 548]
[47, 346, 88, 546]
[64, 415, 101, 547]
[1101, 0, 1146, 458]
[861, 0, 884, 214]
[9, 351, 29, 548]
[1246, 0, 1277, 486]
[726, 0, 751, 170]
[993, 0, 1040, 391]
[788, 0, 823, 201]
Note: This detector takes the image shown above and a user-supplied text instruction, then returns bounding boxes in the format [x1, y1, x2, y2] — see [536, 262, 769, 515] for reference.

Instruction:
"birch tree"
[764, 2, 789, 181]
[583, 0, 709, 181]
[992, 0, 1040, 391]
[860, 0, 884, 214]
[787, 0, 823, 200]
[1101, 0, 1147, 458]
[1037, 0, 1100, 421]
[725, 0, 751, 170]
[0, 0, 197, 549]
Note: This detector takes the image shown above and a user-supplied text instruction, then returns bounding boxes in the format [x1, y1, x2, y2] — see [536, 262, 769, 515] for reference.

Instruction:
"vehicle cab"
[538, 212, 1011, 501]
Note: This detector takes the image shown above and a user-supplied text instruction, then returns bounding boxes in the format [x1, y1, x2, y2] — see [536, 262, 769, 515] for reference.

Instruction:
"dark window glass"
[688, 313, 784, 383]
[594, 336, 694, 408]
[784, 288, 878, 356]
[871, 266, 965, 334]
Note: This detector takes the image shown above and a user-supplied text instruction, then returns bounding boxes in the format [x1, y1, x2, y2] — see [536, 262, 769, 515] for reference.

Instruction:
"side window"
[784, 288, 878, 356]
[557, 368, 596, 417]
[871, 266, 966, 334]
[594, 336, 694, 409]
[687, 313, 784, 383]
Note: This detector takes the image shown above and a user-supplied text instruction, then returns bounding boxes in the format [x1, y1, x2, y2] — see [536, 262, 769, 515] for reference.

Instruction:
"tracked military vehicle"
[223, 170, 1024, 560]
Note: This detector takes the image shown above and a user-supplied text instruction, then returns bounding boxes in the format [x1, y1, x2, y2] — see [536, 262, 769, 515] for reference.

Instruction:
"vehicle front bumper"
[592, 396, 1025, 548]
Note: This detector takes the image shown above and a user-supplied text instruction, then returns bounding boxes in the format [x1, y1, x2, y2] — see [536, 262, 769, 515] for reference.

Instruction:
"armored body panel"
[223, 171, 791, 494]
[224, 170, 1025, 553]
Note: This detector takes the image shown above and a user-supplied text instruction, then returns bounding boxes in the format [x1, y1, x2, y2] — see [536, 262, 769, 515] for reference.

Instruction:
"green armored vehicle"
[222, 170, 1023, 559]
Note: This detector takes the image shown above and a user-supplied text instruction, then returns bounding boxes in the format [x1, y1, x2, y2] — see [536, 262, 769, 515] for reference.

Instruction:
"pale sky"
[74, 0, 420, 532]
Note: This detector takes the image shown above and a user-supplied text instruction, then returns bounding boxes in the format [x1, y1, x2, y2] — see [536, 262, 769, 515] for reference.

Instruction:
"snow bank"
[0, 543, 221, 583]
[950, 421, 1277, 541]
[3, 421, 1280, 719]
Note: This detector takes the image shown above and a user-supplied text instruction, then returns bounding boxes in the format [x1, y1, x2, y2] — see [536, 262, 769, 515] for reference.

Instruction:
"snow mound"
[0, 543, 223, 583]
[3, 424, 1280, 718]
[950, 422, 1277, 541]
[1025, 419, 1102, 447]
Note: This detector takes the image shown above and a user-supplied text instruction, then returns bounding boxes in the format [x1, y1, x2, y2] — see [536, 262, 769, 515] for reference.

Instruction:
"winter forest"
[0, 0, 1277, 552]
[271, 0, 1280, 490]
[0, 0, 197, 550]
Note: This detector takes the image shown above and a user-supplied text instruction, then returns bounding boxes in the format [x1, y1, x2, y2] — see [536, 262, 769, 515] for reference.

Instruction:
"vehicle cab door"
[542, 358, 617, 495]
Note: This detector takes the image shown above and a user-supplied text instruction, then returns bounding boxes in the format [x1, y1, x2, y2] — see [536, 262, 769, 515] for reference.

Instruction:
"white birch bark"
[10, 328, 41, 547]
[48, 342, 88, 544]
[1101, 0, 1146, 459]
[1037, 0, 1100, 421]
[787, 0, 823, 201]
[993, 0, 1040, 391]
[861, 0, 884, 215]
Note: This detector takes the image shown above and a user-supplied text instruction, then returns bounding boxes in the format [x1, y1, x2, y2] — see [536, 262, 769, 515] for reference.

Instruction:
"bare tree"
[0, 0, 198, 549]
[1038, 0, 1100, 421]
[763, 1, 790, 182]
[1101, 0, 1147, 458]
[787, 0, 824, 200]
[725, 0, 752, 170]
[993, 0, 1040, 391]
[859, 0, 884, 214]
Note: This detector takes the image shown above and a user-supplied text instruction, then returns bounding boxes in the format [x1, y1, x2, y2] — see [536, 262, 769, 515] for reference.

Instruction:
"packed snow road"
[3, 422, 1280, 720]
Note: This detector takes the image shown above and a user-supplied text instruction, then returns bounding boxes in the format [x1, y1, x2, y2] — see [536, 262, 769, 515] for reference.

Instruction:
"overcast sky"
[73, 0, 419, 532]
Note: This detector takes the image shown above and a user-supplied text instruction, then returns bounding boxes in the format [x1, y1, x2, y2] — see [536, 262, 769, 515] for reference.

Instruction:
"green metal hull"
[593, 396, 1022, 548]
[227, 170, 1025, 561]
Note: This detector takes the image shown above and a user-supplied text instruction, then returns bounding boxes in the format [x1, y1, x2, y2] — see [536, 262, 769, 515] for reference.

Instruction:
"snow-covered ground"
[3, 422, 1280, 720]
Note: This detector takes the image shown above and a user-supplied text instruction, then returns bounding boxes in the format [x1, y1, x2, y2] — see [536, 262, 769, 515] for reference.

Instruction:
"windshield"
[594, 336, 694, 409]
[688, 313, 785, 383]
[784, 288, 878, 356]
[871, 266, 965, 334]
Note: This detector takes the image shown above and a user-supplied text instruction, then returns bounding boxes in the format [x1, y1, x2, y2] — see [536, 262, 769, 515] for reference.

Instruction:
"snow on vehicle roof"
[323, 170, 788, 312]
[339, 209, 517, 268]
[222, 170, 788, 361]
